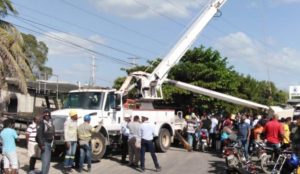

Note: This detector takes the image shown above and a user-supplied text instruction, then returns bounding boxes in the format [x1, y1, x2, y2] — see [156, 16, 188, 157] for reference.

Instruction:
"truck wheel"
[91, 132, 106, 161]
[155, 128, 171, 152]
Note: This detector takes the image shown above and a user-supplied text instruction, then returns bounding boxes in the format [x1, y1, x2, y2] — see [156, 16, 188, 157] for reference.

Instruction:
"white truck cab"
[52, 88, 177, 160]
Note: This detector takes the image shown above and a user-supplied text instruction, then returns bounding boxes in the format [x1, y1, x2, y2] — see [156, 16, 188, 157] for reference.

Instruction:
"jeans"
[79, 143, 92, 170]
[64, 141, 77, 168]
[187, 133, 194, 147]
[140, 139, 160, 170]
[41, 142, 51, 174]
[240, 139, 249, 159]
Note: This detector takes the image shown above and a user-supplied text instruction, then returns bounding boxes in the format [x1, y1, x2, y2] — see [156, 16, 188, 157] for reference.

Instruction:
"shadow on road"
[208, 160, 227, 174]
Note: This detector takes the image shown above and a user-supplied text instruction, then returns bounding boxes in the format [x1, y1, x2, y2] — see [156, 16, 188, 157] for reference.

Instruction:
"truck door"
[104, 92, 122, 124]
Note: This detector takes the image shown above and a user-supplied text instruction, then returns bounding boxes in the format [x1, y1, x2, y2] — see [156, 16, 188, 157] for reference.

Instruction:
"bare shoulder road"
[16, 145, 226, 174]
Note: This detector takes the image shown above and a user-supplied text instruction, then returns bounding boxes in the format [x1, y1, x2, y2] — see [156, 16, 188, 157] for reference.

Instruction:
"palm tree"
[0, 0, 33, 94]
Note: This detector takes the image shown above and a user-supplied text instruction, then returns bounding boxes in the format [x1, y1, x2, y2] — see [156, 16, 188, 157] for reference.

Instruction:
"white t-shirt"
[210, 118, 219, 134]
[245, 119, 251, 125]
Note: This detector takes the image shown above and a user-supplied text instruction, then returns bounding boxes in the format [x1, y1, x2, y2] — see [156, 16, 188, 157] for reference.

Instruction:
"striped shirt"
[26, 122, 37, 143]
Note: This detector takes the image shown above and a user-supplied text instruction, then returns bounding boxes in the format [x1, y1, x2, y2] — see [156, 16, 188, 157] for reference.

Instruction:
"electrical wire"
[60, 0, 166, 46]
[1, 19, 133, 66]
[9, 14, 148, 60]
[132, 0, 185, 27]
[11, 1, 159, 55]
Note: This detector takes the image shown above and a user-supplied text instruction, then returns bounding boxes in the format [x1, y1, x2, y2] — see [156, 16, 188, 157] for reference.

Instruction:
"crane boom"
[150, 0, 226, 87]
[166, 79, 269, 110]
[129, 0, 227, 100]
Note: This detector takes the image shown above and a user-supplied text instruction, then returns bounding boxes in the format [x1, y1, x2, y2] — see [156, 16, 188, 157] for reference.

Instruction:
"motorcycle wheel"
[260, 155, 274, 174]
[201, 143, 208, 152]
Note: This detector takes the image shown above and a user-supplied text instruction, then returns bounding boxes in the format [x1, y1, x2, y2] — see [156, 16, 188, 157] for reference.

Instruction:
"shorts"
[28, 142, 41, 158]
[3, 151, 18, 169]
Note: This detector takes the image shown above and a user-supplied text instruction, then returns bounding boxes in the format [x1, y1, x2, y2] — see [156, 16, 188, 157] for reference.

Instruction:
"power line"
[10, 14, 148, 60]
[59, 0, 166, 46]
[2, 19, 133, 66]
[132, 0, 185, 27]
[11, 1, 159, 55]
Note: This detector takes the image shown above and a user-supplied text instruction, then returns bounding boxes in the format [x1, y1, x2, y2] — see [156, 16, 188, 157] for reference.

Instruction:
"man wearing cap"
[121, 115, 130, 164]
[36, 109, 55, 174]
[63, 110, 78, 172]
[78, 114, 94, 173]
[140, 115, 161, 172]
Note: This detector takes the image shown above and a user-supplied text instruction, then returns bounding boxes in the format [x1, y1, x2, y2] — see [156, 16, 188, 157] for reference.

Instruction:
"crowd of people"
[0, 108, 299, 174]
[0, 109, 94, 174]
[0, 109, 162, 174]
[183, 111, 300, 165]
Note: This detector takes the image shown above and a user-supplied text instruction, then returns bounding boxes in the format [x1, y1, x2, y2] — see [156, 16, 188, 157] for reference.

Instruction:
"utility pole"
[128, 57, 140, 68]
[90, 55, 96, 86]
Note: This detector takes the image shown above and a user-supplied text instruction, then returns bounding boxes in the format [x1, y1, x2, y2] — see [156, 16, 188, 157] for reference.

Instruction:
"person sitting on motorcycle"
[264, 114, 284, 150]
[253, 122, 264, 143]
[200, 113, 211, 147]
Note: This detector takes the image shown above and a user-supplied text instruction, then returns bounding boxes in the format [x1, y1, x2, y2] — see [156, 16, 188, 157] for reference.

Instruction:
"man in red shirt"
[264, 114, 284, 149]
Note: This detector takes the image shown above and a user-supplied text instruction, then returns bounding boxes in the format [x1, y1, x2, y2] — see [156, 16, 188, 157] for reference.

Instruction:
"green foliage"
[0, 0, 17, 17]
[22, 33, 52, 79]
[114, 45, 288, 114]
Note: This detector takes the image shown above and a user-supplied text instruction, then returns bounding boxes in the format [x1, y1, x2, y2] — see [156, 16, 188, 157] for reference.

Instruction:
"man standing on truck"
[63, 110, 78, 172]
[36, 109, 55, 174]
[78, 114, 94, 173]
[140, 115, 161, 172]
[26, 115, 41, 174]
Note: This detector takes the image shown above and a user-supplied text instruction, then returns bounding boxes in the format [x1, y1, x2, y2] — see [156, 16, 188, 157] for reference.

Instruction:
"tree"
[0, 0, 17, 17]
[0, 0, 33, 93]
[114, 45, 288, 114]
[22, 33, 52, 79]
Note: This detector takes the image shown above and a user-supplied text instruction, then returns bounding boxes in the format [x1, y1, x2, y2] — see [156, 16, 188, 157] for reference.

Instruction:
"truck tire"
[91, 132, 106, 161]
[155, 128, 171, 152]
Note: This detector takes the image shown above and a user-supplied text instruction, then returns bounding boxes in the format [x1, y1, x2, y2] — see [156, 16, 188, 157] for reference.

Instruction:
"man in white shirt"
[140, 116, 161, 172]
[210, 115, 219, 150]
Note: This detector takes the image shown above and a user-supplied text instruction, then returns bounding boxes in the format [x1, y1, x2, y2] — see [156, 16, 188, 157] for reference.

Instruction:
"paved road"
[16, 143, 226, 174]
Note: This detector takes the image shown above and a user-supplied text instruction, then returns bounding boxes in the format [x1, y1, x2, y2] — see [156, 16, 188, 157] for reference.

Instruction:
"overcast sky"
[7, 0, 300, 90]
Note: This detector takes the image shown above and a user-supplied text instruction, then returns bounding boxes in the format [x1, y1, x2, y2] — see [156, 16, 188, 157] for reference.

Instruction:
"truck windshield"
[63, 92, 104, 109]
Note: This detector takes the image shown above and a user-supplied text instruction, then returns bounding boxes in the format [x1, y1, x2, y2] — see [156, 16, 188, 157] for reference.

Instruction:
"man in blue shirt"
[140, 115, 161, 172]
[0, 119, 19, 174]
[237, 115, 251, 160]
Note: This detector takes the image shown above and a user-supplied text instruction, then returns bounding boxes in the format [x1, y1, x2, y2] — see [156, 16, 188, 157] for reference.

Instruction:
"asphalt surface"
[16, 143, 227, 174]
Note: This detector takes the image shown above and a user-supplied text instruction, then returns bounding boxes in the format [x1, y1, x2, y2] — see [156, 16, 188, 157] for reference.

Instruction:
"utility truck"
[52, 0, 272, 161]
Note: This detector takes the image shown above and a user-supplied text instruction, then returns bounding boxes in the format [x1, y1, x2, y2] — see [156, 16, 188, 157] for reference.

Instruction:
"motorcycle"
[260, 144, 282, 174]
[223, 141, 256, 174]
[261, 148, 300, 174]
[195, 129, 209, 152]
[248, 141, 267, 162]
[199, 129, 209, 152]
